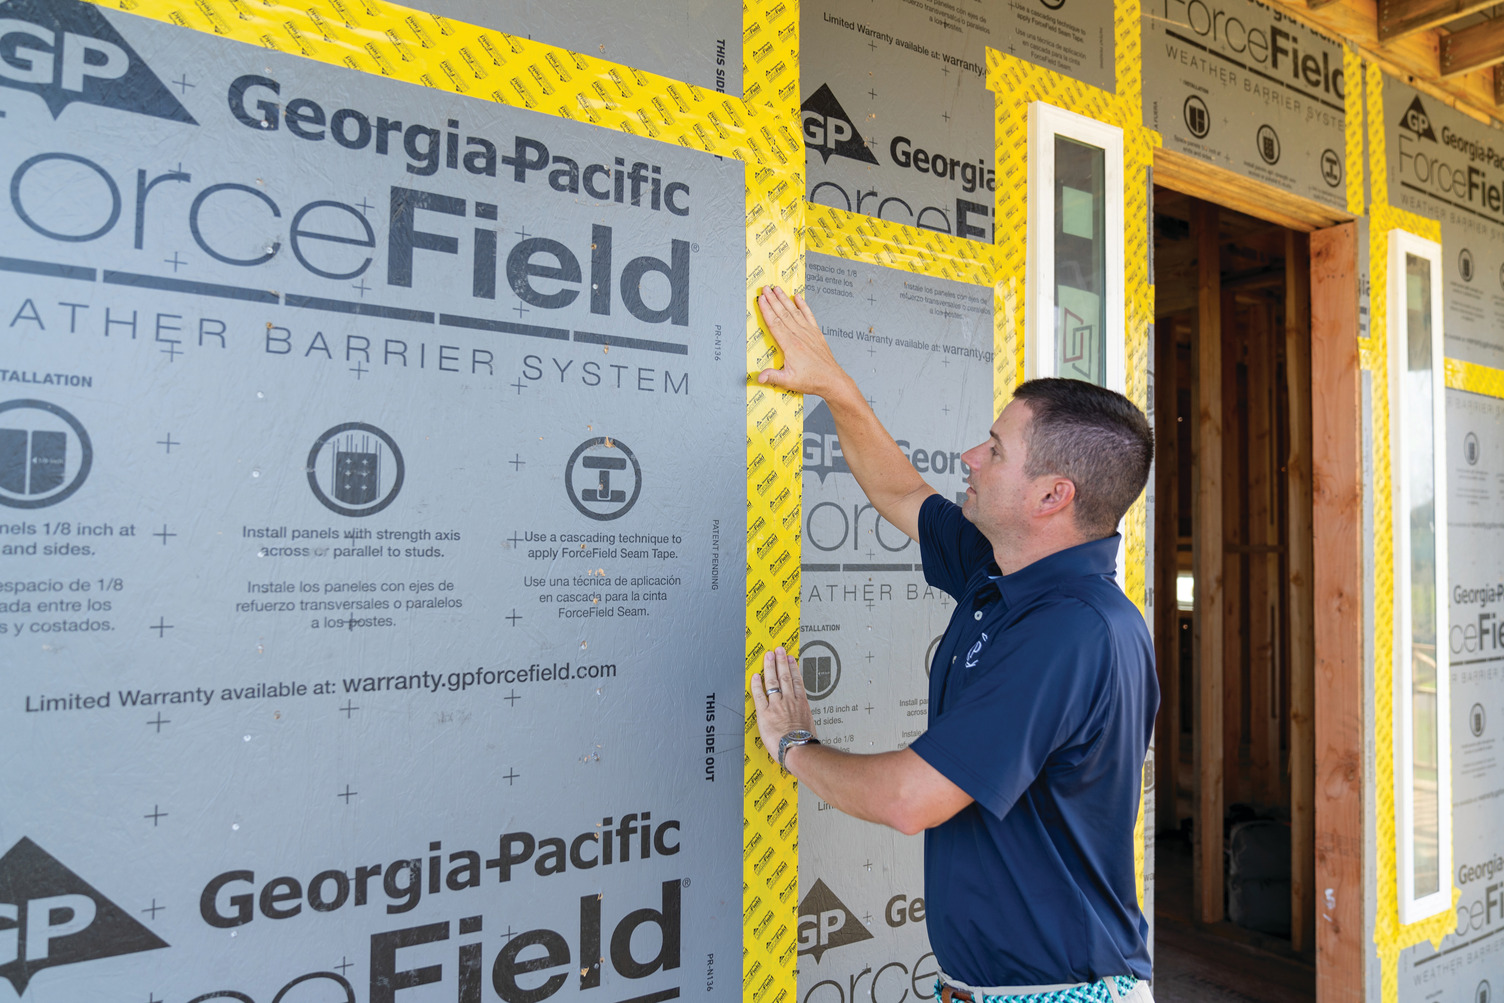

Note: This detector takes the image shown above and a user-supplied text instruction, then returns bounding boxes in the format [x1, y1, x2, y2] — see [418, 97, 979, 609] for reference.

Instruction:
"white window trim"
[1388, 228, 1452, 926]
[1024, 101, 1126, 396]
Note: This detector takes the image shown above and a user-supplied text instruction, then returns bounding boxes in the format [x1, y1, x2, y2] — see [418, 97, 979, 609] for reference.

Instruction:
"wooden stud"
[1439, 16, 1504, 77]
[1193, 199, 1226, 925]
[1309, 223, 1362, 998]
[1154, 310, 1183, 836]
[1377, 0, 1499, 42]
[1247, 299, 1280, 809]
[1495, 64, 1504, 106]
[1223, 288, 1245, 809]
[1287, 231, 1317, 957]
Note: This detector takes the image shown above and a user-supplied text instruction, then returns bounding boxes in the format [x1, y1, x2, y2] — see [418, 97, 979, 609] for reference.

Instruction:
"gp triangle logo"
[0, 0, 196, 124]
[1398, 95, 1436, 142]
[0, 837, 169, 995]
[796, 877, 873, 963]
[801, 84, 879, 166]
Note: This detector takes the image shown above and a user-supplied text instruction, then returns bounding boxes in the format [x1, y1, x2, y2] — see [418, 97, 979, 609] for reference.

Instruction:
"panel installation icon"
[0, 400, 92, 509]
[306, 422, 405, 517]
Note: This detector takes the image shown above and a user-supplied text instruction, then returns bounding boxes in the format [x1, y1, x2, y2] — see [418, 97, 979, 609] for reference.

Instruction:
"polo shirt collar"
[987, 533, 1121, 609]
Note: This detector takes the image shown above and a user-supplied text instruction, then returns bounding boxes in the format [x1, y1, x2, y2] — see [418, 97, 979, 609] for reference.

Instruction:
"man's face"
[959, 401, 1039, 543]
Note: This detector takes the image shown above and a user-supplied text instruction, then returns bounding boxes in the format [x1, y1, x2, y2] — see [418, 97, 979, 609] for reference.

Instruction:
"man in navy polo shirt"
[749, 286, 1157, 1003]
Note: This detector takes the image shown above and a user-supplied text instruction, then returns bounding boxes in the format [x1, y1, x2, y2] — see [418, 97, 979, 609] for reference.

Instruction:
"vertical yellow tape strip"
[1363, 61, 1455, 1003]
[743, 5, 804, 1003]
[987, 0, 1158, 907]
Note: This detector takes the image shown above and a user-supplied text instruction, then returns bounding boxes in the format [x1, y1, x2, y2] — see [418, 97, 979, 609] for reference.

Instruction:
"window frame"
[1388, 227, 1452, 926]
[1024, 101, 1126, 396]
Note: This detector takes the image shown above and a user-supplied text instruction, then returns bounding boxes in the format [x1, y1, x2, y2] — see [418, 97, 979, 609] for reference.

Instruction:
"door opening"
[1149, 189, 1318, 1001]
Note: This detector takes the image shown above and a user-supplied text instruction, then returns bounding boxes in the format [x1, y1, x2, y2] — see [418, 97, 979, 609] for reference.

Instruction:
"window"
[1389, 229, 1451, 925]
[1025, 102, 1125, 394]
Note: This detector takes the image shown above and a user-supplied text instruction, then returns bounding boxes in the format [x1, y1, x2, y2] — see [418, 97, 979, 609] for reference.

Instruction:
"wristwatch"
[777, 729, 820, 769]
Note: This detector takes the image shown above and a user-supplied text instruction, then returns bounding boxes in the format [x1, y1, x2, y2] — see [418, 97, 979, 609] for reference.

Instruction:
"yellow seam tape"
[1446, 359, 1504, 399]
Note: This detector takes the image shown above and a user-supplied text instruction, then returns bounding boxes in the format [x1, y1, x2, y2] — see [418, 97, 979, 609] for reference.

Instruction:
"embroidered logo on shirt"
[963, 631, 989, 669]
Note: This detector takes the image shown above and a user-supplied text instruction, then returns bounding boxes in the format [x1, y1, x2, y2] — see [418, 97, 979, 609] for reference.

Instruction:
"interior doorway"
[1149, 190, 1317, 1001]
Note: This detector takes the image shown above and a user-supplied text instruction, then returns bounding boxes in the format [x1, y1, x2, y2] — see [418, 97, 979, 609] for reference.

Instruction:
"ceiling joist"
[1377, 0, 1498, 43]
[1439, 16, 1504, 77]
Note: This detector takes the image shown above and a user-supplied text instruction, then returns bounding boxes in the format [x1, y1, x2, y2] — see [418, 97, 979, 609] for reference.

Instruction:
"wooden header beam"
[1441, 17, 1504, 77]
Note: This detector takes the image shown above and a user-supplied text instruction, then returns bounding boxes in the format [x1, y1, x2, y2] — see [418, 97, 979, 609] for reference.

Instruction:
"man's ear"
[1035, 476, 1076, 517]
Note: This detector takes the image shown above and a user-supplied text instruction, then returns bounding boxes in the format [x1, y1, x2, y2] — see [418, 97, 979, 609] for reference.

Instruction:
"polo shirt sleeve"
[910, 599, 1114, 820]
[918, 493, 993, 599]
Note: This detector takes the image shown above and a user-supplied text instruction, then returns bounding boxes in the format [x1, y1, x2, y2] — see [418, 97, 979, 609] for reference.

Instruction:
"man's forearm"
[782, 743, 959, 837]
[819, 378, 936, 541]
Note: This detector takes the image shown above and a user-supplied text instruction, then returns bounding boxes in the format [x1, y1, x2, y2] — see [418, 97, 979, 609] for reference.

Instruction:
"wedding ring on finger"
[766, 687, 782, 695]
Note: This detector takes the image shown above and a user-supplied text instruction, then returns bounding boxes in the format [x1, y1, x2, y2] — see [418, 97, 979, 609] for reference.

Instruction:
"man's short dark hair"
[1011, 378, 1153, 539]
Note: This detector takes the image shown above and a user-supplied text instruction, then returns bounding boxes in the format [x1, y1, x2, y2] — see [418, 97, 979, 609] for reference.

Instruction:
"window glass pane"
[1405, 251, 1440, 899]
[1054, 136, 1106, 385]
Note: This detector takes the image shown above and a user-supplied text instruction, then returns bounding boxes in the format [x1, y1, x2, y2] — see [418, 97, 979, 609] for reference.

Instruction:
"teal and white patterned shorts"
[934, 975, 1146, 1003]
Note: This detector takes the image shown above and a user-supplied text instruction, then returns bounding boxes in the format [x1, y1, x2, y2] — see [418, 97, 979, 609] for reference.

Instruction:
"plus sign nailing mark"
[335, 957, 354, 976]
[157, 433, 179, 453]
[147, 713, 170, 733]
[867, 88, 877, 100]
[868, 40, 877, 52]
[502, 768, 520, 785]
[941, 405, 951, 415]
[866, 293, 877, 306]
[865, 548, 876, 560]
[142, 899, 164, 919]
[144, 805, 168, 826]
[164, 251, 186, 272]
[160, 342, 183, 361]
[350, 361, 368, 380]
[865, 396, 877, 407]
[509, 455, 525, 471]
[153, 524, 176, 545]
[172, 74, 194, 94]
[339, 701, 359, 718]
[865, 652, 875, 663]
[867, 347, 876, 357]
[506, 533, 523, 547]
[865, 703, 875, 714]
[863, 859, 873, 872]
[503, 926, 517, 942]
[338, 785, 358, 803]
[146, 994, 164, 1003]
[356, 197, 375, 215]
[504, 689, 521, 706]
[942, 111, 951, 123]
[510, 378, 527, 395]
[149, 618, 173, 638]
[505, 610, 522, 626]
[352, 278, 372, 297]
[512, 302, 530, 319]
[865, 599, 876, 610]
[863, 912, 873, 925]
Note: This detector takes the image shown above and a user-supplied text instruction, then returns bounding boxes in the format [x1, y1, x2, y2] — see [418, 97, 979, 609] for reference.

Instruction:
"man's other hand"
[756, 286, 855, 400]
[751, 646, 816, 761]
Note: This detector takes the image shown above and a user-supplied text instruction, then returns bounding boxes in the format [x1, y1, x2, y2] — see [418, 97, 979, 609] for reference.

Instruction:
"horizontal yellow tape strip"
[85, 0, 801, 167]
[1445, 357, 1504, 399]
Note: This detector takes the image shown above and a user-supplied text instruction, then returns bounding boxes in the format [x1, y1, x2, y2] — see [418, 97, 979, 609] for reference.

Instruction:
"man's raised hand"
[756, 286, 856, 400]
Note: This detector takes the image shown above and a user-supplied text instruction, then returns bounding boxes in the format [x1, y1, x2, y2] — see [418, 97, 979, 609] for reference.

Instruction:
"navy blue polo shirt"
[908, 494, 1156, 985]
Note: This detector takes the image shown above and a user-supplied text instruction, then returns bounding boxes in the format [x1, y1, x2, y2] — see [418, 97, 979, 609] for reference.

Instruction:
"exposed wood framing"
[1193, 200, 1227, 925]
[1156, 150, 1352, 233]
[1246, 300, 1281, 810]
[1377, 0, 1498, 42]
[1223, 287, 1244, 808]
[1309, 223, 1363, 1001]
[1440, 16, 1504, 77]
[1286, 231, 1317, 958]
[1154, 312, 1183, 836]
[1265, 0, 1501, 125]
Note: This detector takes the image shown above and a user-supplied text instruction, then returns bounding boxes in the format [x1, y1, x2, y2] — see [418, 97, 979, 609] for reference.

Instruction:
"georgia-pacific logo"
[0, 0, 195, 124]
[0, 837, 169, 995]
